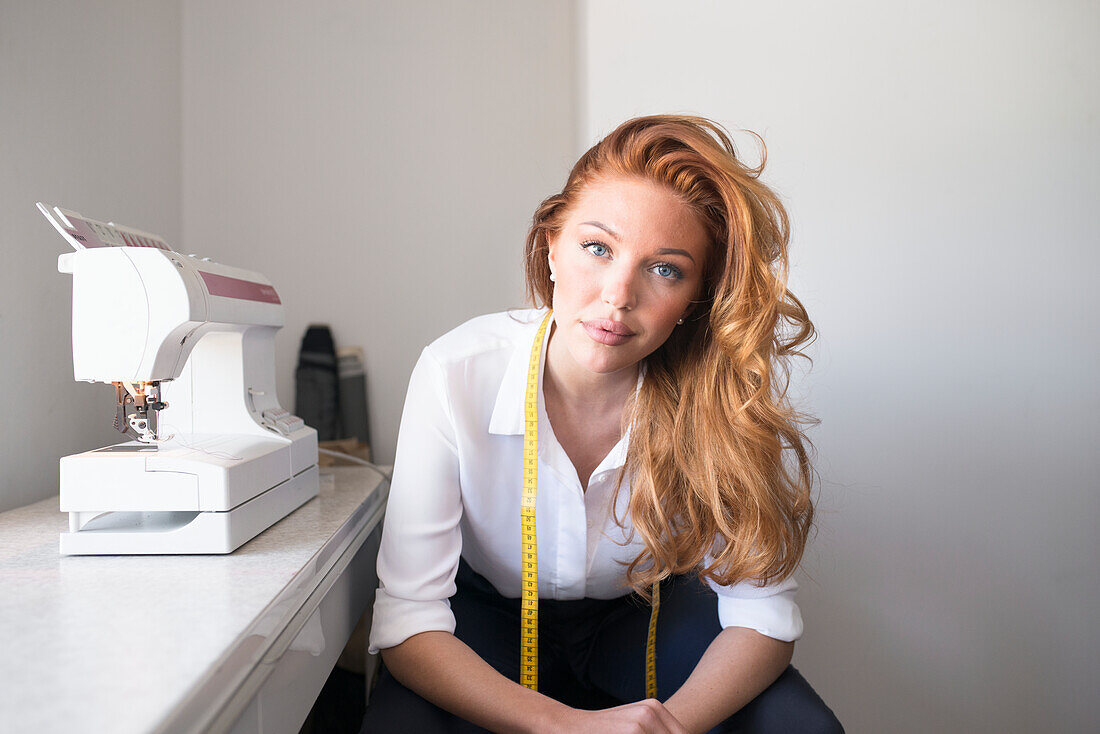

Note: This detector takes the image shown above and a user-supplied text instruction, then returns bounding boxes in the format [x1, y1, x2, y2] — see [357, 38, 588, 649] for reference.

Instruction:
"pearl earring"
[677, 318, 684, 324]
[549, 272, 556, 282]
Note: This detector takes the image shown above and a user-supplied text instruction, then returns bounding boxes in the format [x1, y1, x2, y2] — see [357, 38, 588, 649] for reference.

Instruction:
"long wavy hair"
[523, 114, 817, 594]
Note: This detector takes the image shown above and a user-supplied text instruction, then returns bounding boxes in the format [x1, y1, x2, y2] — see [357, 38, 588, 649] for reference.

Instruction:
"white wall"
[181, 0, 578, 465]
[0, 0, 181, 512]
[580, 1, 1099, 731]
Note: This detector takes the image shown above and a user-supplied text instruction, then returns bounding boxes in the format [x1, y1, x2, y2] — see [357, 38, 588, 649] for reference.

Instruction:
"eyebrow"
[579, 220, 697, 264]
[655, 248, 697, 264]
[580, 220, 620, 239]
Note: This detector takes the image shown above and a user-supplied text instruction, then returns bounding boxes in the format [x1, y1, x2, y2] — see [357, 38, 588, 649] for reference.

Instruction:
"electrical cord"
[149, 429, 391, 485]
[317, 447, 392, 483]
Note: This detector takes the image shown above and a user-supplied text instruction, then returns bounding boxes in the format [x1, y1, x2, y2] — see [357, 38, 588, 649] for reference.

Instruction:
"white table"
[0, 465, 388, 733]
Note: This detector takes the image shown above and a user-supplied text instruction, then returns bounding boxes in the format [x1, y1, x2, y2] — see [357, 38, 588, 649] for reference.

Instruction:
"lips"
[582, 319, 636, 346]
[585, 319, 635, 335]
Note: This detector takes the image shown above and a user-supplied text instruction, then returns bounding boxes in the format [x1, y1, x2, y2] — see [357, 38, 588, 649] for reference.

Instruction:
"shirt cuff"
[368, 585, 457, 654]
[707, 575, 804, 642]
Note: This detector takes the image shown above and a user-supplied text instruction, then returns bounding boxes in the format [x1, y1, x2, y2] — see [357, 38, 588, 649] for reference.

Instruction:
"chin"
[574, 343, 639, 375]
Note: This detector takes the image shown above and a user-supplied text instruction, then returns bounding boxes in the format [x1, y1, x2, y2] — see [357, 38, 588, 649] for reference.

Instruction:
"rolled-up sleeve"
[706, 572, 803, 642]
[368, 346, 463, 654]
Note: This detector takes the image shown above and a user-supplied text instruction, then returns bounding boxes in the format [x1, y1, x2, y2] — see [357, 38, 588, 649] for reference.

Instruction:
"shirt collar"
[488, 312, 646, 469]
[488, 310, 552, 437]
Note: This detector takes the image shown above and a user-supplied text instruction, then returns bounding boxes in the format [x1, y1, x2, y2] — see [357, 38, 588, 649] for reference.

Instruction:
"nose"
[601, 264, 637, 311]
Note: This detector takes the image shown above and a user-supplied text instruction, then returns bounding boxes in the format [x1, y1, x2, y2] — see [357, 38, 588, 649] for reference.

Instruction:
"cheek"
[659, 298, 688, 320]
[552, 267, 599, 309]
[643, 294, 693, 334]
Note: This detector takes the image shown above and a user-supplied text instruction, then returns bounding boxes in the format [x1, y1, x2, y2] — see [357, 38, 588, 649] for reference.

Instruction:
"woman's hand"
[550, 699, 690, 734]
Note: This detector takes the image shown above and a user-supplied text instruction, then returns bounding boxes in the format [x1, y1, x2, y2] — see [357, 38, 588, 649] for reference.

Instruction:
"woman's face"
[547, 174, 710, 377]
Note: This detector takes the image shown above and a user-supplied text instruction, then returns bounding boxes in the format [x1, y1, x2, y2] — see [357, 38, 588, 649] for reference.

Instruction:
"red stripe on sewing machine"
[198, 271, 282, 304]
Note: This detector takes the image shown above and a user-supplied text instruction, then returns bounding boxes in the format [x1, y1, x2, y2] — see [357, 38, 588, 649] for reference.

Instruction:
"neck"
[543, 321, 639, 415]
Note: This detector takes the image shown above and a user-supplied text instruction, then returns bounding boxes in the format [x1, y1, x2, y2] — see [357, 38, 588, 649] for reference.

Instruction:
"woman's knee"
[360, 667, 487, 733]
[724, 665, 843, 734]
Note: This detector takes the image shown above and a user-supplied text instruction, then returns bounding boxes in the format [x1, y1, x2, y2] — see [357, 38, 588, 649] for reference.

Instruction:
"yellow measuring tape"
[521, 310, 660, 699]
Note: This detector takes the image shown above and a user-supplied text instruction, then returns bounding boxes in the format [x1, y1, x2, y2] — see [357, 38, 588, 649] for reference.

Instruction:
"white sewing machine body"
[42, 203, 318, 555]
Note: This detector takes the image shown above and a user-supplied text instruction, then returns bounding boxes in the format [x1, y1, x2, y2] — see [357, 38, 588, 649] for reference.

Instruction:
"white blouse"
[368, 308, 802, 654]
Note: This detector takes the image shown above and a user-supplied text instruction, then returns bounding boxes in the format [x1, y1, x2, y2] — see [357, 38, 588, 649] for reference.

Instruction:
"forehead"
[566, 175, 709, 251]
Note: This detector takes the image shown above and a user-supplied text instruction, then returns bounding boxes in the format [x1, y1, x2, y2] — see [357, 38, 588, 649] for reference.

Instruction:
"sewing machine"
[40, 202, 319, 555]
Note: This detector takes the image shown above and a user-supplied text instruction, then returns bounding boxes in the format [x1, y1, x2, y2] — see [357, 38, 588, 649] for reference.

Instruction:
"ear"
[546, 232, 559, 275]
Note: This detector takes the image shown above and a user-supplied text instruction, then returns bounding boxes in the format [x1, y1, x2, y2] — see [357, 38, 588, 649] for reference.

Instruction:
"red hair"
[523, 115, 816, 592]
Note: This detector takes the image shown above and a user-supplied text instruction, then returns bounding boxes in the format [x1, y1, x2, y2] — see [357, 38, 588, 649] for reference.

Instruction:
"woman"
[361, 115, 843, 733]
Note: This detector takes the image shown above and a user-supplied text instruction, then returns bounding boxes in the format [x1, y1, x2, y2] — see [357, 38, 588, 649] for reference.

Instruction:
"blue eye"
[582, 241, 608, 257]
[653, 263, 681, 280]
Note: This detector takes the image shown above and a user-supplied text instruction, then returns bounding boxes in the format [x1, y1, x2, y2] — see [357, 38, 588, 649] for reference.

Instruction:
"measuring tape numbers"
[520, 309, 659, 699]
